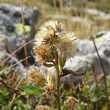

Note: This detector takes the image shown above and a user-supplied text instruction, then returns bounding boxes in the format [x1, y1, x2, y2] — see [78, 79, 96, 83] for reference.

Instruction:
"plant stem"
[55, 52, 61, 110]
[19, 0, 28, 69]
[56, 65, 61, 110]
[91, 65, 98, 88]
[91, 36, 109, 108]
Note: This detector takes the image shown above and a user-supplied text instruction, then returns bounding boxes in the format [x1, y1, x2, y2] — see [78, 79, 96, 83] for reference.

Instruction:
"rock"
[0, 50, 7, 64]
[0, 34, 10, 63]
[0, 4, 40, 64]
[71, 17, 93, 29]
[0, 4, 39, 27]
[0, 34, 10, 52]
[0, 34, 27, 75]
[86, 9, 110, 20]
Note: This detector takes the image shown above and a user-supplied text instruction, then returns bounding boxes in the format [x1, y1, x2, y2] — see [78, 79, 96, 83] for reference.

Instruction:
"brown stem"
[55, 52, 61, 110]
[0, 79, 21, 95]
[19, 0, 28, 68]
[91, 65, 98, 88]
[91, 36, 109, 108]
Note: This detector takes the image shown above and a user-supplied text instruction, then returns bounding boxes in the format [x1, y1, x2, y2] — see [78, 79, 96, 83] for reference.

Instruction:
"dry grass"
[1, 0, 110, 39]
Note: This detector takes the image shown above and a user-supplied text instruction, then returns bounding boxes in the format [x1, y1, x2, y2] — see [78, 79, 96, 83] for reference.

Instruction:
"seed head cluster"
[27, 21, 78, 109]
[35, 20, 65, 46]
[34, 20, 78, 63]
[33, 45, 53, 64]
[28, 70, 46, 87]
[55, 32, 77, 61]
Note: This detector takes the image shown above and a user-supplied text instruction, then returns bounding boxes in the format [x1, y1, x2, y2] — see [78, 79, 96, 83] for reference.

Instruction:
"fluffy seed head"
[34, 20, 78, 64]
[40, 20, 65, 32]
[55, 32, 78, 61]
[33, 45, 53, 63]
[35, 20, 65, 45]
[35, 31, 49, 45]
[28, 70, 46, 87]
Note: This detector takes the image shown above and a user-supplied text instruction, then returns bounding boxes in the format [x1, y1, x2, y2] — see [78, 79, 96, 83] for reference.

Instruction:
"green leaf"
[20, 86, 45, 95]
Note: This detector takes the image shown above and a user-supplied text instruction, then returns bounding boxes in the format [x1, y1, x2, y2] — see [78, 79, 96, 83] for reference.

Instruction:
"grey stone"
[86, 9, 110, 20]
[0, 34, 26, 75]
[71, 17, 93, 27]
[0, 4, 39, 64]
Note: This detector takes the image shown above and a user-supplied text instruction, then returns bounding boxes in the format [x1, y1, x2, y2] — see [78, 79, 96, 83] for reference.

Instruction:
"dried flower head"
[40, 20, 65, 33]
[35, 20, 65, 45]
[28, 70, 46, 87]
[37, 105, 50, 110]
[55, 32, 78, 61]
[33, 45, 53, 63]
[67, 96, 79, 108]
[45, 83, 55, 94]
[35, 31, 49, 45]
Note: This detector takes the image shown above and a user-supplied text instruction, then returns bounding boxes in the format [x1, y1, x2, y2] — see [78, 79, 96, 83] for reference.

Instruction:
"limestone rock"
[0, 4, 40, 64]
